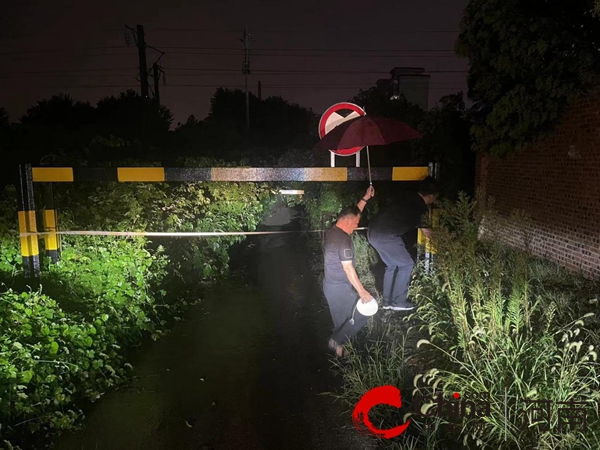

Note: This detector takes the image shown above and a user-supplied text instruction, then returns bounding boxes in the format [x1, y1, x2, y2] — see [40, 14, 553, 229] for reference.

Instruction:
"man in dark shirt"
[367, 176, 439, 311]
[322, 186, 375, 357]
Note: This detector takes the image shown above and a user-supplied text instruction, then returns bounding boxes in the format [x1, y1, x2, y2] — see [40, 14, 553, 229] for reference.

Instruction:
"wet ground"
[54, 233, 377, 450]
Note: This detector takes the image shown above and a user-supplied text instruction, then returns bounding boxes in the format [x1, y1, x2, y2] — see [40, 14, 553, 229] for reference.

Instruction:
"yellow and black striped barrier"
[19, 164, 433, 281]
[31, 166, 429, 183]
[41, 183, 60, 263]
[417, 229, 437, 255]
[18, 165, 40, 281]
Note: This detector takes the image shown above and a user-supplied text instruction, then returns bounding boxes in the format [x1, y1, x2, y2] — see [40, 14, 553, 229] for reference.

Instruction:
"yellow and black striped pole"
[17, 164, 40, 280]
[427, 162, 440, 271]
[42, 183, 60, 263]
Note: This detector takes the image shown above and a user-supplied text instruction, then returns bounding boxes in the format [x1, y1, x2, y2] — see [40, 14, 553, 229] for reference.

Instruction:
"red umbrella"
[313, 116, 422, 153]
[313, 115, 423, 184]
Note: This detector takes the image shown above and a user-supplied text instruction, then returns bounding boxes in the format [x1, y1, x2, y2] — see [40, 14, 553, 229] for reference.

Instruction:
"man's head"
[418, 176, 440, 205]
[336, 205, 361, 234]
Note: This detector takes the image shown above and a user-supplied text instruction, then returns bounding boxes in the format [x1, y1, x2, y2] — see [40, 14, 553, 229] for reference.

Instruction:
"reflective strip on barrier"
[117, 168, 166, 182]
[32, 167, 74, 182]
[18, 211, 39, 256]
[392, 167, 429, 181]
[42, 210, 59, 251]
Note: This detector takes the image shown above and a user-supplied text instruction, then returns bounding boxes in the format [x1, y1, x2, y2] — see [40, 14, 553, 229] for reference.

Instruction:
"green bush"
[0, 235, 167, 445]
[0, 158, 279, 447]
[0, 287, 127, 438]
[55, 157, 276, 285]
[46, 237, 168, 341]
[0, 188, 21, 277]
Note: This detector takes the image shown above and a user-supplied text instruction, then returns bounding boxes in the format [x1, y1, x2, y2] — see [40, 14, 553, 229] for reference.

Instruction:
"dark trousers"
[367, 228, 414, 306]
[323, 280, 369, 345]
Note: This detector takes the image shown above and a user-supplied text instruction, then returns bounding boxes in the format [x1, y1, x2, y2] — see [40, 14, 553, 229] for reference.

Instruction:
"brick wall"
[476, 90, 600, 279]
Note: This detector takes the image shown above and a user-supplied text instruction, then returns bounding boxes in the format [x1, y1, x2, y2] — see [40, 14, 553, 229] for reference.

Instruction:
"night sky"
[1, 0, 469, 126]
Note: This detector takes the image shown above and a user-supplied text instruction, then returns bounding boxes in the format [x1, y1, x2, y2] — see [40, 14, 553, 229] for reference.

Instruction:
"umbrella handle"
[366, 145, 372, 185]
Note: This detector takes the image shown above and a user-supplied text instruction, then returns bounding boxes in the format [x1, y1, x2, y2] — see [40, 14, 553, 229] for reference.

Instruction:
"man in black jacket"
[367, 177, 439, 311]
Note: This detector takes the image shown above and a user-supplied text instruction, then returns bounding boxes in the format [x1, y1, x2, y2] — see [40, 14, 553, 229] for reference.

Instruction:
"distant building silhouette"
[376, 67, 430, 110]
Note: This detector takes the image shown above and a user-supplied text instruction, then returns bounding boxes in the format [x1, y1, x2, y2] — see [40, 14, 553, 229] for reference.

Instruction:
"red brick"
[476, 88, 600, 279]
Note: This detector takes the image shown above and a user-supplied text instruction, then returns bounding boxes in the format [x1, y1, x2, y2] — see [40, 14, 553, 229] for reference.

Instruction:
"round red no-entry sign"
[318, 102, 366, 156]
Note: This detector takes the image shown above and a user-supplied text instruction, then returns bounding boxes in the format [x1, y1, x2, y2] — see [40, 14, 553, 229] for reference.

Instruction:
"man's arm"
[357, 186, 375, 213]
[341, 261, 372, 303]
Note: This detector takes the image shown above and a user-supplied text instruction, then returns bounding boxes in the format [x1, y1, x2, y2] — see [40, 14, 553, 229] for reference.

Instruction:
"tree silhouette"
[2, 91, 175, 165]
[13, 94, 98, 164]
[96, 90, 173, 147]
[0, 107, 9, 129]
[456, 0, 600, 156]
[173, 88, 318, 163]
[417, 93, 474, 199]
[350, 85, 426, 128]
[20, 94, 96, 129]
[205, 88, 316, 137]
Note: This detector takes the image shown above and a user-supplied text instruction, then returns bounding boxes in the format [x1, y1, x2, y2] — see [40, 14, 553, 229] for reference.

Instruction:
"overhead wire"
[2, 28, 467, 100]
[14, 85, 466, 91]
[0, 69, 468, 77]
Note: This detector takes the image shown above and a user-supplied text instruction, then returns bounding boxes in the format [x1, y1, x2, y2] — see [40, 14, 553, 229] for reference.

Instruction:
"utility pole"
[125, 24, 149, 98]
[136, 25, 149, 98]
[241, 27, 250, 133]
[258, 80, 262, 101]
[152, 63, 161, 104]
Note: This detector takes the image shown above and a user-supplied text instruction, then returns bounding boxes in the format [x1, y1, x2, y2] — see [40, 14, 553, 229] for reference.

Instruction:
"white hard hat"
[356, 297, 378, 317]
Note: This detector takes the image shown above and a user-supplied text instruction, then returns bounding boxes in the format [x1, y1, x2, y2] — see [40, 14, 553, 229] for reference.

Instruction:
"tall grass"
[334, 193, 600, 450]
[412, 194, 600, 449]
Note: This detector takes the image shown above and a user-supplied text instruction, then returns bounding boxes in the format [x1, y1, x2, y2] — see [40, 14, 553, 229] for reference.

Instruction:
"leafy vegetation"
[0, 158, 278, 448]
[456, 0, 600, 157]
[408, 195, 600, 449]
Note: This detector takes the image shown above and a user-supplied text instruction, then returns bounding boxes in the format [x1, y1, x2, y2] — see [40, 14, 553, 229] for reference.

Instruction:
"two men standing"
[321, 177, 439, 355]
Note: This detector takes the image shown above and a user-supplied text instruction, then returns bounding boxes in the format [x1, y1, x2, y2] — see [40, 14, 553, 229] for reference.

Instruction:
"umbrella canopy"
[313, 116, 422, 154]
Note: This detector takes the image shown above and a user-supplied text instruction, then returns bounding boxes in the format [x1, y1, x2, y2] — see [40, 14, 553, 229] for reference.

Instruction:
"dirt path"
[54, 235, 376, 450]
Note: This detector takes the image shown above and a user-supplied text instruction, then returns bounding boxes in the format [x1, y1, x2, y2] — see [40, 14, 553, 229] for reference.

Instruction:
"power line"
[4, 50, 462, 62]
[257, 70, 467, 74]
[0, 69, 468, 77]
[146, 28, 460, 34]
[0, 68, 138, 76]
[1, 44, 457, 53]
[6, 52, 462, 60]
[0, 46, 134, 55]
[166, 52, 461, 58]
[0, 73, 142, 78]
[2, 47, 458, 55]
[157, 46, 456, 52]
[0, 28, 460, 38]
[6, 53, 145, 59]
[23, 84, 467, 89]
[0, 29, 125, 39]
